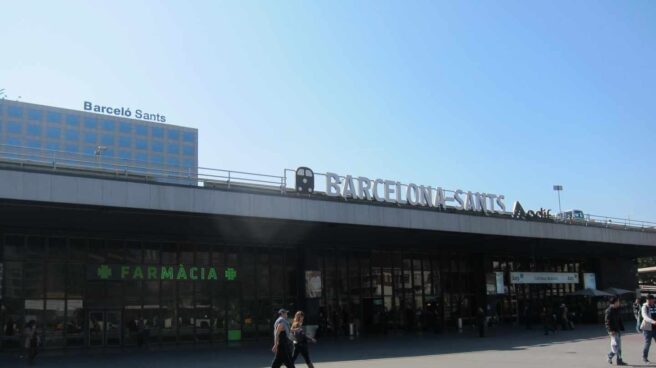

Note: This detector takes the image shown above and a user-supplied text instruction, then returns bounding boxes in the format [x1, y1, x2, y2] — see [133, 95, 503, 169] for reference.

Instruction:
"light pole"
[553, 185, 563, 218]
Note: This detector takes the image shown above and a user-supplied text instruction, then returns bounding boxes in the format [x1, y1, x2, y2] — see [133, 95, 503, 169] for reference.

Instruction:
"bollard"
[458, 318, 463, 333]
[349, 323, 355, 337]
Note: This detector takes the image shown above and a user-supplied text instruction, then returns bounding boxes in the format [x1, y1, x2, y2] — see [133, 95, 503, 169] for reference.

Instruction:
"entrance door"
[88, 310, 122, 347]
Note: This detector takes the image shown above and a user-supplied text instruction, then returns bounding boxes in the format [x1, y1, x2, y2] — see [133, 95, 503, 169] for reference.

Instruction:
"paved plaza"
[2, 325, 654, 367]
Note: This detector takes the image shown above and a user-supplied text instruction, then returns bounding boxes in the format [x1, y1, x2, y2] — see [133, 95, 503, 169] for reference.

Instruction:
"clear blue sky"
[1, 1, 654, 221]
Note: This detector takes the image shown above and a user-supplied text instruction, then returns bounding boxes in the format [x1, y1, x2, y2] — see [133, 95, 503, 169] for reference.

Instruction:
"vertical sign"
[583, 273, 596, 289]
[305, 271, 322, 298]
[495, 271, 505, 294]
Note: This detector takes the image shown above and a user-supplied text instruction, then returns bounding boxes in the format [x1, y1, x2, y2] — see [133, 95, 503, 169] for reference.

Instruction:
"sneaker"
[643, 357, 650, 363]
[607, 356, 613, 364]
[616, 359, 627, 366]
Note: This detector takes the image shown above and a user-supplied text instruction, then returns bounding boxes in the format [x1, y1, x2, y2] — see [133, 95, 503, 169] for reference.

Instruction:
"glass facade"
[0, 234, 298, 350]
[0, 100, 198, 178]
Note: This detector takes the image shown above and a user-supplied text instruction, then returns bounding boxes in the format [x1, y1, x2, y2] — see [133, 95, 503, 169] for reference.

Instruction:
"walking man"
[271, 308, 296, 368]
[642, 295, 656, 363]
[634, 297, 643, 333]
[606, 296, 626, 365]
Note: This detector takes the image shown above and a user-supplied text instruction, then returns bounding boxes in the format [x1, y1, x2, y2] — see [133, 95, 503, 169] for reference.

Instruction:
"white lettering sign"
[510, 272, 579, 284]
[324, 172, 508, 214]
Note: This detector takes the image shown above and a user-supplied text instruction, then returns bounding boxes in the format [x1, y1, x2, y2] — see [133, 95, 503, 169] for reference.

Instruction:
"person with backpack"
[606, 296, 626, 365]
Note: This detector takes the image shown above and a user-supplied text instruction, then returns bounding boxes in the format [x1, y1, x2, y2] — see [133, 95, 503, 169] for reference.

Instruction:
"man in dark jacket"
[606, 296, 626, 365]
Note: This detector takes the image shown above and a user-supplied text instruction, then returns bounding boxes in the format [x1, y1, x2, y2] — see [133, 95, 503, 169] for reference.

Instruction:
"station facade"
[0, 102, 654, 351]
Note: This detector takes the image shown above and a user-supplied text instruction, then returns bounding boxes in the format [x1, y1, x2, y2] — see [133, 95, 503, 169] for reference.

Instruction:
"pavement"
[1, 324, 653, 367]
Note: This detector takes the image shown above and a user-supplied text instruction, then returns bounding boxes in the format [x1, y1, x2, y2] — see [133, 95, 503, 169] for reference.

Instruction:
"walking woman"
[292, 311, 316, 368]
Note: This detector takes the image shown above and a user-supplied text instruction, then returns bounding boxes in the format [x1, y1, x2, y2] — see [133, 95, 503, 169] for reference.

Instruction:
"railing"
[0, 144, 652, 232]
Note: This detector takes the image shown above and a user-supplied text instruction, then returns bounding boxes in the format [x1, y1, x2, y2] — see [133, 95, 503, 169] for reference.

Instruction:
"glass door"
[88, 310, 122, 347]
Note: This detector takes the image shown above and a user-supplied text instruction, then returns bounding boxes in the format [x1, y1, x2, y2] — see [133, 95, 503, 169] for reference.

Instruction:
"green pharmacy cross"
[97, 264, 112, 280]
[225, 267, 237, 281]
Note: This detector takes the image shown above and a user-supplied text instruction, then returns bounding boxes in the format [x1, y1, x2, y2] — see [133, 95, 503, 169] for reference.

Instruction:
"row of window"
[0, 131, 195, 155]
[0, 109, 196, 142]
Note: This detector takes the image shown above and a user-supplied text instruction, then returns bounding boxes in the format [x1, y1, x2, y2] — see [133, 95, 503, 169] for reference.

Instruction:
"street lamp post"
[95, 145, 107, 169]
[553, 185, 563, 219]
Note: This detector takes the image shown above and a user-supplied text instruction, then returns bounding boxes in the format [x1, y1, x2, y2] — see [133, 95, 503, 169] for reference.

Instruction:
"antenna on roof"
[0, 89, 6, 99]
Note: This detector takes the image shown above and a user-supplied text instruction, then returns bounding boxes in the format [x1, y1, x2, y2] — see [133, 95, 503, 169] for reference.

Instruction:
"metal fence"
[0, 144, 652, 232]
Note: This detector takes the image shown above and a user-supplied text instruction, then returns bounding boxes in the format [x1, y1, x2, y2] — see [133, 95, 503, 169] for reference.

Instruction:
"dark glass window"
[28, 109, 42, 120]
[152, 127, 164, 138]
[151, 140, 163, 152]
[46, 142, 60, 151]
[183, 131, 195, 142]
[47, 111, 62, 123]
[66, 115, 80, 127]
[182, 145, 194, 156]
[84, 117, 97, 129]
[167, 157, 179, 166]
[46, 127, 61, 139]
[167, 129, 179, 140]
[65, 130, 80, 141]
[27, 124, 41, 136]
[65, 144, 79, 153]
[101, 119, 115, 131]
[26, 139, 40, 149]
[8, 106, 23, 118]
[136, 139, 147, 150]
[7, 121, 22, 134]
[101, 135, 114, 145]
[118, 136, 131, 148]
[135, 125, 148, 136]
[119, 121, 131, 133]
[84, 132, 97, 144]
[167, 144, 179, 155]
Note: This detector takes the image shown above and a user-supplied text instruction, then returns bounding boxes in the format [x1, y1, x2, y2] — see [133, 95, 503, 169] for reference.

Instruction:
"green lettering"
[201, 267, 206, 280]
[161, 266, 174, 280]
[207, 267, 218, 280]
[121, 266, 130, 279]
[148, 266, 157, 280]
[190, 267, 198, 280]
[133, 266, 144, 279]
[176, 264, 188, 280]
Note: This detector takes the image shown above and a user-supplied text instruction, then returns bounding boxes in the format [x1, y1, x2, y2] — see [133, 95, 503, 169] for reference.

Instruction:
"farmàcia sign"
[88, 264, 237, 282]
[325, 172, 508, 214]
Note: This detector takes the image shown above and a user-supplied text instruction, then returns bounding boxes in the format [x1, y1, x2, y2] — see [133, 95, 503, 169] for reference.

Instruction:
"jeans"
[292, 344, 314, 368]
[609, 332, 622, 360]
[643, 329, 656, 359]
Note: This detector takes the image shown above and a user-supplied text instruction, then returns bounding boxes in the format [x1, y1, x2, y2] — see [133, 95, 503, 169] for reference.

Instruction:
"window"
[167, 156, 179, 166]
[28, 109, 42, 121]
[84, 132, 97, 144]
[119, 121, 131, 134]
[136, 139, 147, 150]
[7, 121, 22, 134]
[119, 136, 131, 148]
[152, 127, 164, 138]
[46, 142, 60, 151]
[6, 136, 20, 146]
[151, 155, 163, 165]
[118, 150, 131, 160]
[47, 111, 62, 123]
[183, 131, 196, 142]
[167, 129, 180, 140]
[182, 145, 194, 156]
[66, 115, 80, 127]
[135, 152, 148, 162]
[101, 119, 115, 131]
[84, 117, 97, 129]
[101, 135, 114, 145]
[135, 125, 148, 136]
[183, 159, 194, 168]
[65, 130, 80, 141]
[82, 145, 95, 156]
[47, 127, 61, 139]
[65, 144, 79, 153]
[8, 106, 22, 118]
[167, 143, 179, 155]
[27, 124, 42, 136]
[26, 139, 40, 149]
[151, 140, 163, 152]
